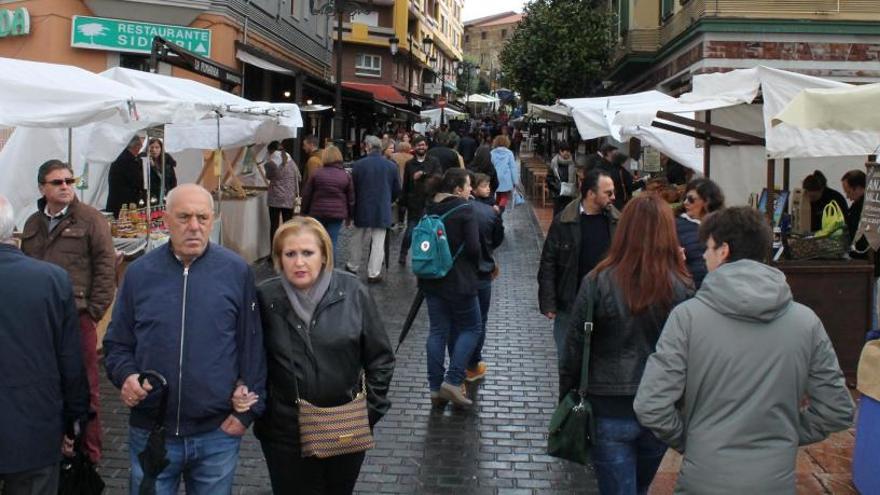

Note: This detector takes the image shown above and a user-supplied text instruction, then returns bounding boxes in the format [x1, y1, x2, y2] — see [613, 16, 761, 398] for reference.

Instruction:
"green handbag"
[547, 284, 597, 465]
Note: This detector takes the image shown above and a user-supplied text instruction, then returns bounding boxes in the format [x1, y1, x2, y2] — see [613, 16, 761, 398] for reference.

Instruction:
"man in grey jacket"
[634, 207, 853, 494]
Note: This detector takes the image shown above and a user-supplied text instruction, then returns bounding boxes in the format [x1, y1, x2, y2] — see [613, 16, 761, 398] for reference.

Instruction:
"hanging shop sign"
[0, 8, 30, 38]
[71, 15, 211, 57]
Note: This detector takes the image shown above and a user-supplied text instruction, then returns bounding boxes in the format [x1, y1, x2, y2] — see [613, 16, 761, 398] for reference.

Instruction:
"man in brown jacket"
[302, 134, 324, 182]
[21, 159, 116, 464]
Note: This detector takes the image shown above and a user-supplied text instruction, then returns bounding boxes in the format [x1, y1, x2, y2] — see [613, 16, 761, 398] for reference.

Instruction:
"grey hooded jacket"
[634, 259, 853, 494]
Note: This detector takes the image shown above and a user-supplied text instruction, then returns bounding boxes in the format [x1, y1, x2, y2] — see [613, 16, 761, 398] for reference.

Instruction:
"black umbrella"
[58, 423, 105, 495]
[136, 370, 169, 495]
[396, 289, 424, 353]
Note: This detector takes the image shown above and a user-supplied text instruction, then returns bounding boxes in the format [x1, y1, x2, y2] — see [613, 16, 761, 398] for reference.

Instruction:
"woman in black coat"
[249, 216, 395, 494]
[141, 138, 177, 203]
[675, 178, 724, 288]
[419, 168, 482, 409]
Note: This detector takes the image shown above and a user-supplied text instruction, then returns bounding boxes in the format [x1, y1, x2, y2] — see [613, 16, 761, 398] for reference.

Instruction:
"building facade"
[334, 0, 464, 113]
[607, 0, 880, 94]
[0, 0, 333, 102]
[462, 11, 521, 90]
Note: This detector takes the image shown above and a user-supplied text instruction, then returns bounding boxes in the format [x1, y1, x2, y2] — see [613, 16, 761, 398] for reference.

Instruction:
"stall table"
[774, 259, 873, 383]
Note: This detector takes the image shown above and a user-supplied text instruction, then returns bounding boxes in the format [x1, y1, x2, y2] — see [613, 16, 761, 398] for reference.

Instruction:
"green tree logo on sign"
[77, 22, 108, 44]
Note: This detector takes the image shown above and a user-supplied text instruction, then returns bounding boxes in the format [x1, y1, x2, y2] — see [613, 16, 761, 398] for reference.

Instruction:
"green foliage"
[499, 0, 616, 103]
[455, 57, 481, 98]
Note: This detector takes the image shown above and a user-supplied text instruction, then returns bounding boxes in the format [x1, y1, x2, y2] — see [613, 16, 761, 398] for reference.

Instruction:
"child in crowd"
[472, 173, 500, 214]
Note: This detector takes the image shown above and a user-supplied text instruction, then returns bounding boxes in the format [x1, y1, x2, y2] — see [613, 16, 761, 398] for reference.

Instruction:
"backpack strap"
[439, 202, 471, 221]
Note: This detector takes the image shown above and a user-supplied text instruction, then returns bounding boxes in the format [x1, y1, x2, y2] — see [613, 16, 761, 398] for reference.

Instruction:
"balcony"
[613, 28, 660, 62]
[661, 0, 880, 45]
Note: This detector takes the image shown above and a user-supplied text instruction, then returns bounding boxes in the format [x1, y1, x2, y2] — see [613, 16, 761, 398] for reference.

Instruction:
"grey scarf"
[279, 270, 332, 325]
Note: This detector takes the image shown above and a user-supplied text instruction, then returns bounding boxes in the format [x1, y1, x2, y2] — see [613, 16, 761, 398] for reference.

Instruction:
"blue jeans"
[425, 292, 482, 389]
[553, 309, 571, 369]
[448, 278, 493, 368]
[591, 416, 667, 495]
[315, 217, 343, 263]
[129, 426, 241, 495]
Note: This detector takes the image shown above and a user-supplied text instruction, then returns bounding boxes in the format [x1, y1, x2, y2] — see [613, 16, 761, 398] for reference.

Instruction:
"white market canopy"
[420, 107, 465, 126]
[465, 94, 499, 105]
[559, 90, 704, 174]
[772, 82, 880, 134]
[526, 103, 571, 123]
[0, 57, 208, 129]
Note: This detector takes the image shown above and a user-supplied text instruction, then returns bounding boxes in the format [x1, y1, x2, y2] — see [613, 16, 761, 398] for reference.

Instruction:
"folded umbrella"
[397, 289, 424, 353]
[137, 371, 170, 495]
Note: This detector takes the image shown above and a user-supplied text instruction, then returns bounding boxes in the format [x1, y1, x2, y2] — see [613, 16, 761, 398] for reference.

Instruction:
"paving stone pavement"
[97, 200, 598, 494]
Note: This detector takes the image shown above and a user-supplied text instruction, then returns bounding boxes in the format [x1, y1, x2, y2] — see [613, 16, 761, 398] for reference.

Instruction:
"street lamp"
[458, 61, 480, 118]
[311, 0, 377, 141]
[389, 36, 399, 56]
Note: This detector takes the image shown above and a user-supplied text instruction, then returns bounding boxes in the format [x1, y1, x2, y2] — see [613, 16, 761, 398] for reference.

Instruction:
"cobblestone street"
[97, 201, 598, 494]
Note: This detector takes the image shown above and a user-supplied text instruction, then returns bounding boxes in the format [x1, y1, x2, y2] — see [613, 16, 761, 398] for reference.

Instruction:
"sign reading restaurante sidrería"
[0, 7, 30, 38]
[71, 15, 211, 57]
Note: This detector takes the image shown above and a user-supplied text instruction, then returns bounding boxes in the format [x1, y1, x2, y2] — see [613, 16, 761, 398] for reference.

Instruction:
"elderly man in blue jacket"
[345, 135, 401, 283]
[104, 184, 266, 494]
[0, 195, 89, 494]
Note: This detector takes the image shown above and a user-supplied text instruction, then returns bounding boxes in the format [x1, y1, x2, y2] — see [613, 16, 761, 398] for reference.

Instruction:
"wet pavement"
[97, 200, 599, 494]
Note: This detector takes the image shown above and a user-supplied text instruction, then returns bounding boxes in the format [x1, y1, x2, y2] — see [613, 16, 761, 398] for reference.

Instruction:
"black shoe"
[367, 275, 383, 284]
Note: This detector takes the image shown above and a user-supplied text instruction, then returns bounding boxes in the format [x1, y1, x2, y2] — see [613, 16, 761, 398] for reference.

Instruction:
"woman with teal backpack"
[418, 168, 482, 409]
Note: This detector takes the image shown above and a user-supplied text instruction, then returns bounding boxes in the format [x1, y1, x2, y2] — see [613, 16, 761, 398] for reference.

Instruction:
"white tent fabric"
[0, 57, 207, 129]
[0, 64, 302, 227]
[100, 68, 302, 152]
[420, 107, 465, 127]
[611, 66, 878, 159]
[772, 82, 880, 136]
[465, 94, 499, 104]
[527, 103, 571, 122]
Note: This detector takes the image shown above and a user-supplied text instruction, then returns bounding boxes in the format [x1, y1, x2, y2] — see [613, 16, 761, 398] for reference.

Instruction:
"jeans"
[425, 292, 482, 389]
[471, 278, 493, 366]
[346, 227, 386, 278]
[261, 441, 365, 495]
[399, 218, 419, 259]
[129, 426, 241, 495]
[553, 309, 571, 369]
[79, 313, 102, 463]
[315, 217, 343, 263]
[591, 416, 667, 495]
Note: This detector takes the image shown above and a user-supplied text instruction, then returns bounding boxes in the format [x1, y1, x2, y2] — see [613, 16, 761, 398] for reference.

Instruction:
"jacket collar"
[36, 195, 80, 217]
[558, 196, 620, 224]
[0, 243, 22, 255]
[269, 271, 347, 359]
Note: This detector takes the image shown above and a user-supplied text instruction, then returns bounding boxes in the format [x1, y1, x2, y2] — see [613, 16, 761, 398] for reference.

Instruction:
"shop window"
[465, 34, 470, 43]
[355, 54, 381, 77]
[120, 53, 151, 72]
[481, 31, 486, 40]
[661, 0, 674, 20]
[501, 29, 507, 38]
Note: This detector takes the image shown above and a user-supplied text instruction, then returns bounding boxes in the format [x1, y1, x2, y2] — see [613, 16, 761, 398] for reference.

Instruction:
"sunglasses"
[43, 178, 77, 186]
[684, 194, 700, 204]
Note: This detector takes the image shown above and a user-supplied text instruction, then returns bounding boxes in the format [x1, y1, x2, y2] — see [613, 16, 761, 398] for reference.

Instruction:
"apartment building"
[607, 0, 880, 94]
[462, 11, 521, 88]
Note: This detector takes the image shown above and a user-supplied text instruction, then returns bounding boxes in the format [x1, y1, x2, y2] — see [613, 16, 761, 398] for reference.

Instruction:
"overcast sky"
[462, 0, 528, 22]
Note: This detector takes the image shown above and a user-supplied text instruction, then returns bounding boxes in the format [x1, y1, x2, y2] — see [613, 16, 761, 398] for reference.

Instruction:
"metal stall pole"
[216, 111, 224, 245]
[703, 110, 712, 178]
[766, 158, 776, 225]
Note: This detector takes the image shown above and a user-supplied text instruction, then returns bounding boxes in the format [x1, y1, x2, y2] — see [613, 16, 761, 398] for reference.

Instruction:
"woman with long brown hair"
[559, 194, 694, 495]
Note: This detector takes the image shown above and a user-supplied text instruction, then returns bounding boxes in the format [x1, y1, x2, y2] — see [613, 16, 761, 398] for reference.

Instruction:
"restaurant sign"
[71, 15, 211, 57]
[0, 8, 30, 38]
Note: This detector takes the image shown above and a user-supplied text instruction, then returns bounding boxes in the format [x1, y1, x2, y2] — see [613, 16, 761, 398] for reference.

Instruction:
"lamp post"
[457, 61, 479, 118]
[389, 33, 434, 109]
[311, 0, 377, 141]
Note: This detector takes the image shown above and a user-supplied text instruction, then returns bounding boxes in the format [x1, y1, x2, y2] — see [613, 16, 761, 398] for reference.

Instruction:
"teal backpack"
[410, 203, 470, 279]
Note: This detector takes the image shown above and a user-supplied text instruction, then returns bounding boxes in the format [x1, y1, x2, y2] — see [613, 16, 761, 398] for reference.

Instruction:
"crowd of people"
[0, 123, 863, 495]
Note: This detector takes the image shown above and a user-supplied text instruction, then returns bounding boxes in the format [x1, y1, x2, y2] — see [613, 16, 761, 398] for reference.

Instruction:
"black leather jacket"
[559, 268, 693, 398]
[537, 198, 619, 314]
[254, 270, 395, 449]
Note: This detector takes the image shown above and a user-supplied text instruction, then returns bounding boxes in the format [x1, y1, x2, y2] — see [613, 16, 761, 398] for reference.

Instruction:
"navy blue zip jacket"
[104, 242, 266, 436]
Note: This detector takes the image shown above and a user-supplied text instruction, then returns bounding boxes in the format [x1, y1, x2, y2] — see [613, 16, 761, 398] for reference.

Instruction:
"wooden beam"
[656, 111, 766, 146]
[704, 110, 712, 178]
[767, 159, 776, 225]
[651, 121, 736, 147]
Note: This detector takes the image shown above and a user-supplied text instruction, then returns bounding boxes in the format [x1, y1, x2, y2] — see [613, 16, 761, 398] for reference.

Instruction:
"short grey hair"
[166, 183, 214, 213]
[364, 135, 382, 152]
[128, 134, 144, 149]
[0, 195, 15, 244]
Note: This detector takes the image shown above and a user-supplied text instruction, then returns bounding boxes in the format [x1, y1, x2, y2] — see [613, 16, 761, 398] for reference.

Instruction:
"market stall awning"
[342, 82, 408, 105]
[527, 103, 571, 123]
[772, 82, 880, 132]
[235, 42, 298, 76]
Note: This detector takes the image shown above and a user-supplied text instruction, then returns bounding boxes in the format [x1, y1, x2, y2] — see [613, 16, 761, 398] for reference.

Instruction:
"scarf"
[279, 270, 332, 325]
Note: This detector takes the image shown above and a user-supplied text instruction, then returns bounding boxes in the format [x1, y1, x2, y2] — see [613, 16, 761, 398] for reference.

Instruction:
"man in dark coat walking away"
[457, 131, 479, 165]
[0, 194, 89, 494]
[427, 130, 464, 172]
[106, 134, 146, 217]
[346, 135, 401, 282]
